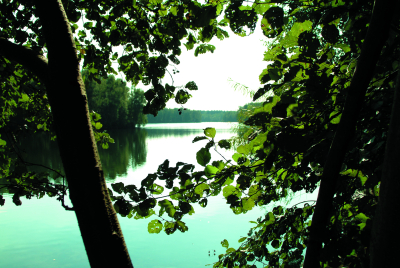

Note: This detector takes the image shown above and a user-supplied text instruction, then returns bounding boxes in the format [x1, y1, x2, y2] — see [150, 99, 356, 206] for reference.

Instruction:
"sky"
[113, 24, 268, 111]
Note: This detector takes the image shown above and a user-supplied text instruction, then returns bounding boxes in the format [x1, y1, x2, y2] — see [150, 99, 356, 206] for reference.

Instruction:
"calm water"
[0, 123, 317, 268]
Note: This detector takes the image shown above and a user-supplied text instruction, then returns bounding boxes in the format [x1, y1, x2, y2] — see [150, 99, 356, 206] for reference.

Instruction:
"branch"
[0, 38, 49, 84]
[303, 0, 399, 267]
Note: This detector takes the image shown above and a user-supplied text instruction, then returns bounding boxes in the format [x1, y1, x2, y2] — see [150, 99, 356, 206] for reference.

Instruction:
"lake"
[0, 122, 318, 268]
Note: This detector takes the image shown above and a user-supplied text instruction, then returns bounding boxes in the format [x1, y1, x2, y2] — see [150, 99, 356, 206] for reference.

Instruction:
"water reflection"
[99, 129, 147, 181]
[17, 123, 235, 182]
[18, 128, 148, 182]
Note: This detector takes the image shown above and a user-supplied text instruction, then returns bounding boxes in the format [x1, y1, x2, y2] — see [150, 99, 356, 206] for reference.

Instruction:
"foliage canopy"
[1, 0, 400, 267]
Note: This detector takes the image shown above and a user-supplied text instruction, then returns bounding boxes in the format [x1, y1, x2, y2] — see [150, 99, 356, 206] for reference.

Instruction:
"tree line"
[83, 70, 148, 129]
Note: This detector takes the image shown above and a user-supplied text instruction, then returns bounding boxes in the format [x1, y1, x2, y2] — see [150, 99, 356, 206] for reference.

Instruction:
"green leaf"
[238, 237, 247, 243]
[95, 122, 103, 130]
[242, 197, 255, 210]
[194, 183, 210, 197]
[221, 239, 229, 249]
[205, 165, 219, 178]
[18, 93, 29, 102]
[170, 6, 177, 16]
[355, 213, 370, 223]
[232, 153, 242, 163]
[266, 212, 275, 226]
[193, 136, 209, 143]
[226, 248, 235, 253]
[204, 127, 216, 138]
[196, 148, 211, 166]
[150, 184, 164, 195]
[0, 138, 6, 146]
[148, 219, 163, 233]
[237, 144, 251, 155]
[159, 199, 176, 218]
[223, 185, 236, 198]
[177, 220, 189, 232]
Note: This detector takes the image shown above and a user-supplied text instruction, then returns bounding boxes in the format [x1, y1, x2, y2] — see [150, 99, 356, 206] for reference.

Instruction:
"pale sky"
[75, 7, 268, 111]
[137, 25, 268, 111]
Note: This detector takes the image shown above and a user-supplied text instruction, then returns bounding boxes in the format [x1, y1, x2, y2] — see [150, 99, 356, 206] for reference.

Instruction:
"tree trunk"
[370, 58, 400, 267]
[32, 1, 133, 267]
[303, 0, 397, 267]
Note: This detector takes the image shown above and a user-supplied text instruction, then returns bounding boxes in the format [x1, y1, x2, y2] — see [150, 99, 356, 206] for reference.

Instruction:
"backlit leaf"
[204, 127, 216, 138]
[148, 219, 163, 234]
[221, 239, 229, 249]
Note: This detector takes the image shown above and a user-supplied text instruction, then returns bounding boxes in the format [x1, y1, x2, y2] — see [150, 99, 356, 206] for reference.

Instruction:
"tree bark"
[370, 58, 400, 268]
[28, 1, 133, 267]
[303, 0, 397, 267]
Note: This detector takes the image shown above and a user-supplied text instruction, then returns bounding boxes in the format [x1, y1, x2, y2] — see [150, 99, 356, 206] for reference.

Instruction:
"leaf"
[248, 185, 262, 201]
[355, 213, 370, 223]
[226, 248, 235, 253]
[150, 184, 164, 195]
[18, 93, 29, 102]
[242, 197, 255, 210]
[141, 173, 157, 187]
[193, 136, 209, 143]
[221, 239, 229, 249]
[204, 127, 216, 138]
[237, 144, 251, 155]
[196, 148, 211, 166]
[238, 237, 247, 243]
[111, 182, 125, 194]
[232, 153, 242, 163]
[223, 185, 236, 198]
[177, 220, 188, 232]
[265, 212, 276, 226]
[194, 183, 210, 197]
[175, 89, 191, 104]
[179, 201, 192, 214]
[218, 139, 231, 149]
[205, 165, 219, 178]
[0, 138, 6, 146]
[185, 81, 198, 90]
[148, 219, 163, 234]
[159, 199, 176, 218]
[95, 122, 103, 130]
[170, 6, 177, 16]
[253, 84, 272, 101]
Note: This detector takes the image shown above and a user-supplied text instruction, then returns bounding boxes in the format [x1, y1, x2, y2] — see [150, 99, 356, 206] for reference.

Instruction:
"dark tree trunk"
[303, 0, 397, 267]
[25, 1, 133, 267]
[370, 58, 400, 268]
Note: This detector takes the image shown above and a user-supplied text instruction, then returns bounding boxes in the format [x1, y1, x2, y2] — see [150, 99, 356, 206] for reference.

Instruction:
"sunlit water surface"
[0, 123, 317, 268]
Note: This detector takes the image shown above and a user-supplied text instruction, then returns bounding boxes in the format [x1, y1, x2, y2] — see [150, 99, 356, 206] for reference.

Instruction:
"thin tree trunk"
[303, 0, 397, 267]
[370, 58, 400, 267]
[32, 1, 133, 267]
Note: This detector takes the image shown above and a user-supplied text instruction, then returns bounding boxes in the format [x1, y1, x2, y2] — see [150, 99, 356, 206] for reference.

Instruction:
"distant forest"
[147, 109, 237, 123]
[83, 71, 147, 130]
[83, 72, 239, 127]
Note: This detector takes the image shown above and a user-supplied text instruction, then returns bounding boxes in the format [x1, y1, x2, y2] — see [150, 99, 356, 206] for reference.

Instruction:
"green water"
[0, 123, 317, 268]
